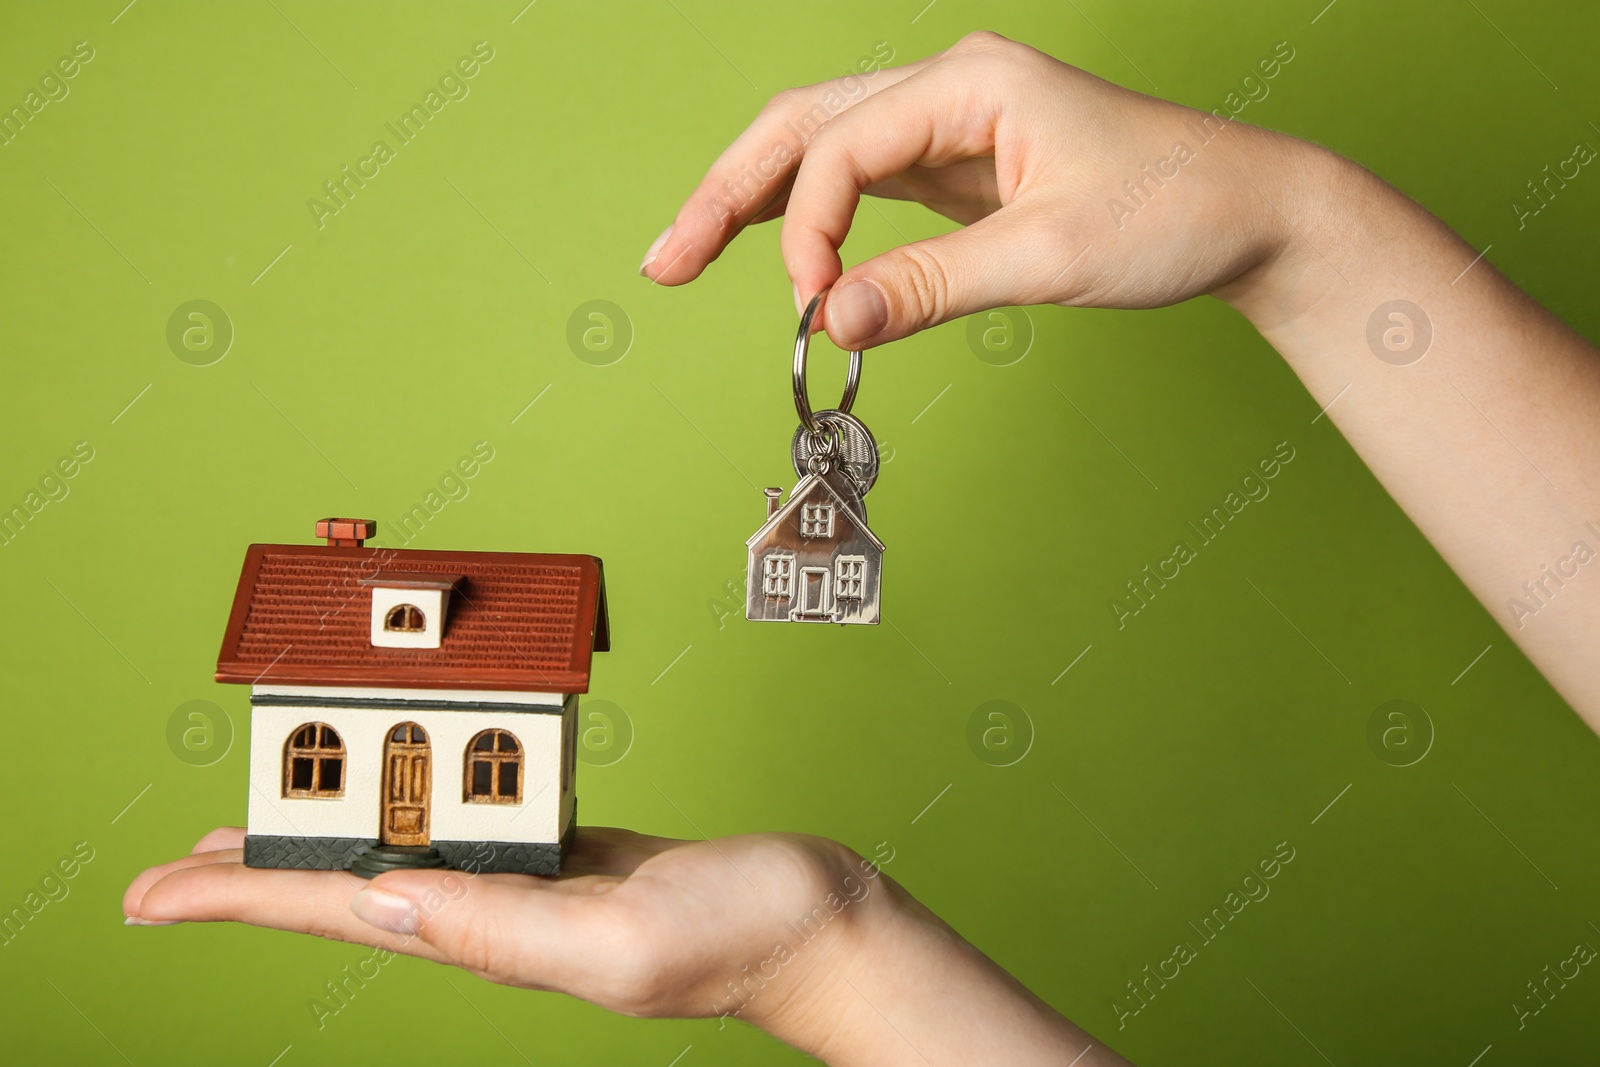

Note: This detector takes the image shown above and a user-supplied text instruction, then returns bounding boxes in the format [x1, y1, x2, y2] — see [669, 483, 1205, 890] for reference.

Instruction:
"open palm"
[125, 825, 887, 1026]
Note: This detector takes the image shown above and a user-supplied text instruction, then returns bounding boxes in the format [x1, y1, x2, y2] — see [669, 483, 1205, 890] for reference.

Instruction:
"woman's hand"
[125, 826, 1125, 1065]
[126, 827, 878, 1030]
[641, 30, 1318, 349]
[646, 30, 1600, 727]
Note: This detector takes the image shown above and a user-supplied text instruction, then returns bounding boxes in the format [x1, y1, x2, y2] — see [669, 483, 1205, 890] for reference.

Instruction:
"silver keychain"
[745, 289, 884, 625]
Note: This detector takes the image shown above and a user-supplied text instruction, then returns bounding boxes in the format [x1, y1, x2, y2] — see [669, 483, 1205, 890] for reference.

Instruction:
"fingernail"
[827, 279, 888, 344]
[124, 916, 179, 926]
[350, 888, 419, 935]
[793, 283, 804, 317]
[639, 225, 673, 275]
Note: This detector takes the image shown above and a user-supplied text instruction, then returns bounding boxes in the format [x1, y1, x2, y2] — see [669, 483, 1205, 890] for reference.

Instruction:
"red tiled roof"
[215, 544, 607, 692]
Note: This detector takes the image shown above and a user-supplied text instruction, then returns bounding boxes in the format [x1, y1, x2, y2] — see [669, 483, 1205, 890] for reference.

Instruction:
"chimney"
[316, 517, 376, 547]
[764, 488, 782, 519]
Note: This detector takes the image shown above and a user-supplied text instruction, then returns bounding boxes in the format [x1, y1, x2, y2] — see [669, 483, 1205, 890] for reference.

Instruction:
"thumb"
[350, 868, 593, 986]
[821, 207, 1051, 350]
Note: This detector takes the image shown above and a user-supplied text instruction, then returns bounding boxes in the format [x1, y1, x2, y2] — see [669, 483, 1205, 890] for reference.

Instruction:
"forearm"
[757, 874, 1130, 1066]
[1220, 137, 1600, 724]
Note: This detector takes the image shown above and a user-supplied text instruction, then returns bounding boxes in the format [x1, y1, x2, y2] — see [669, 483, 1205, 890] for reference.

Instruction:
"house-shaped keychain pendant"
[745, 469, 883, 625]
[213, 518, 607, 878]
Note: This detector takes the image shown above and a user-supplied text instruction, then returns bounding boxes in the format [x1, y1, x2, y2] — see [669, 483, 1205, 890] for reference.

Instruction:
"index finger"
[780, 54, 1002, 308]
[642, 51, 930, 287]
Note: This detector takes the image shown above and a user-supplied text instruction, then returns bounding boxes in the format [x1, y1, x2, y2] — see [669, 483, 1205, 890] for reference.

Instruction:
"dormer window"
[801, 503, 833, 538]
[360, 572, 461, 649]
[385, 604, 426, 632]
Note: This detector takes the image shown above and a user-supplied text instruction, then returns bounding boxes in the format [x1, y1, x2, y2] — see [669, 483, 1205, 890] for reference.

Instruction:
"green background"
[3, 0, 1598, 1063]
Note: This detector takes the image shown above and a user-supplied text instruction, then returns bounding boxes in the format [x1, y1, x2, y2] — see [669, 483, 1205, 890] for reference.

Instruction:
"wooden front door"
[381, 722, 431, 846]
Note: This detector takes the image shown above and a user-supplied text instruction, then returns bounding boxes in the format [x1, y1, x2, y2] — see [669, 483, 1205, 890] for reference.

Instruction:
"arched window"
[464, 730, 522, 803]
[385, 604, 426, 632]
[284, 723, 345, 798]
[390, 722, 428, 745]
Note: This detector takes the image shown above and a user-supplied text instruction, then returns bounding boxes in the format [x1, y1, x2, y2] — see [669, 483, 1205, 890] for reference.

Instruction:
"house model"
[745, 472, 883, 625]
[214, 518, 607, 878]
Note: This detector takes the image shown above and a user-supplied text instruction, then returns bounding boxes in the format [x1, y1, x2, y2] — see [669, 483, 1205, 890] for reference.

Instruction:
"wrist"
[1211, 133, 1373, 329]
[1216, 133, 1480, 356]
[740, 845, 911, 1058]
[751, 854, 1109, 1067]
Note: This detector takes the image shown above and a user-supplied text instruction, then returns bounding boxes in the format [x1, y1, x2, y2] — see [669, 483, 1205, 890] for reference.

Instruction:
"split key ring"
[793, 288, 862, 437]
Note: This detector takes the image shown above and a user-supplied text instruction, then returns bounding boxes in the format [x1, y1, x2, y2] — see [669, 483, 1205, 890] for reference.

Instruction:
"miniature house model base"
[215, 519, 607, 877]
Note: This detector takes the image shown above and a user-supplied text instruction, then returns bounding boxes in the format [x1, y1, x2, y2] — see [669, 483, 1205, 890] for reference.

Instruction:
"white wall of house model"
[247, 685, 572, 845]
